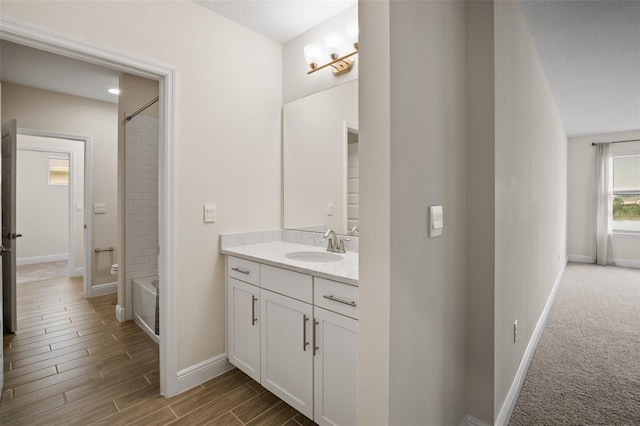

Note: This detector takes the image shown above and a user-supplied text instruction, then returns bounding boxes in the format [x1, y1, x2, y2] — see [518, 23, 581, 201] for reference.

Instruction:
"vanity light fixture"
[304, 20, 358, 76]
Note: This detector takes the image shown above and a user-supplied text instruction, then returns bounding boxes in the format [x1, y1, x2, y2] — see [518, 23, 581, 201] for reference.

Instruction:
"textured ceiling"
[520, 0, 640, 137]
[0, 40, 121, 104]
[194, 0, 356, 43]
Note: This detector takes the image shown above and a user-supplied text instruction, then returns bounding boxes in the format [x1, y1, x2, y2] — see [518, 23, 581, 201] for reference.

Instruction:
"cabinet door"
[314, 307, 358, 426]
[228, 278, 260, 382]
[261, 289, 314, 419]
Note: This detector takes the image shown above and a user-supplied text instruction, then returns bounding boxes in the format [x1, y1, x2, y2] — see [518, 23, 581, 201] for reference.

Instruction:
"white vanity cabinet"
[226, 255, 358, 425]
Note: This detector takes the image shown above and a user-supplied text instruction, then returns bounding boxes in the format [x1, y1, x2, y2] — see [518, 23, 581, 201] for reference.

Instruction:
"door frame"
[16, 130, 92, 292]
[343, 121, 358, 234]
[0, 16, 178, 396]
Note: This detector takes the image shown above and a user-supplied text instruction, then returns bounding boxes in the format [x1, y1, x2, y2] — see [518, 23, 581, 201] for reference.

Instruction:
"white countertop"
[221, 240, 358, 286]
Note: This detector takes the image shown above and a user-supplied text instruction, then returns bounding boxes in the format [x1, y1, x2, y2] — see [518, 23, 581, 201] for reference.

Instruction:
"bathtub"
[132, 276, 159, 344]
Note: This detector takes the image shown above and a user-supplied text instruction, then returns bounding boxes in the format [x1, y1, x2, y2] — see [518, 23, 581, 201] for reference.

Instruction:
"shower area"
[123, 96, 160, 343]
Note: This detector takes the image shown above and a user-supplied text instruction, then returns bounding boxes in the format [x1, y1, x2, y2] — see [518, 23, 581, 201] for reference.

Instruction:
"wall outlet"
[513, 320, 518, 344]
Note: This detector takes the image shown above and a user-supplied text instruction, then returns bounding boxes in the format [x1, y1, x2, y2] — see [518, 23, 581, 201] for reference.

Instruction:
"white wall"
[16, 135, 85, 272]
[387, 1, 468, 424]
[1, 84, 116, 284]
[494, 1, 568, 421]
[1, 1, 282, 372]
[358, 0, 468, 423]
[568, 130, 640, 267]
[357, 1, 391, 423]
[16, 150, 68, 261]
[283, 80, 357, 234]
[283, 6, 358, 103]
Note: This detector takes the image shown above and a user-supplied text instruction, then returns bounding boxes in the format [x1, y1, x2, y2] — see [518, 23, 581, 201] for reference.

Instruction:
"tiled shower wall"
[125, 114, 159, 298]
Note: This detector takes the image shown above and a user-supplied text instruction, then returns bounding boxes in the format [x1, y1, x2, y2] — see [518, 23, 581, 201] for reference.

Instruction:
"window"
[612, 154, 640, 233]
[49, 156, 69, 185]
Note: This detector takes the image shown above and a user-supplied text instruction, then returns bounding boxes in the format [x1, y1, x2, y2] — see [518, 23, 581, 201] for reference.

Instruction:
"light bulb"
[347, 21, 359, 50]
[324, 32, 343, 60]
[304, 43, 323, 69]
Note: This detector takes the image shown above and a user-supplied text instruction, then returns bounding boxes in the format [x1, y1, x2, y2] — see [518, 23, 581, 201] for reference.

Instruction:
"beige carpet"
[16, 260, 69, 284]
[510, 262, 640, 425]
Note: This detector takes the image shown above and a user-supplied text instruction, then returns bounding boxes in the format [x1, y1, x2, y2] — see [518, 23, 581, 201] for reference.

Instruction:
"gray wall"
[465, 1, 496, 421]
[494, 0, 568, 420]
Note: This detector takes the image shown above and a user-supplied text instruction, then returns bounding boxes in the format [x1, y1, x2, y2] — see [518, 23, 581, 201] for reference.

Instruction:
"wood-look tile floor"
[2, 275, 315, 426]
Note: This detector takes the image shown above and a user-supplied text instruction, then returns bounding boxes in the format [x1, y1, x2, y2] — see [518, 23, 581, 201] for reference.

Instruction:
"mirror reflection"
[283, 80, 358, 236]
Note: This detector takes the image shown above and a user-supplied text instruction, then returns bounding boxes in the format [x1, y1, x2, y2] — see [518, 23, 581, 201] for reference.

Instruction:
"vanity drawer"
[314, 278, 359, 319]
[261, 264, 312, 304]
[228, 257, 260, 286]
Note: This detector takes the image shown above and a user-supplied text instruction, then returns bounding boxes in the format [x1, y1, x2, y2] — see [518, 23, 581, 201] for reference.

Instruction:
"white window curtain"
[596, 143, 612, 266]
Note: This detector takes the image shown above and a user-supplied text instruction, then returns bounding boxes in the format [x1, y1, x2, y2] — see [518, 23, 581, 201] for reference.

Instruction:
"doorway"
[16, 133, 89, 288]
[1, 20, 177, 396]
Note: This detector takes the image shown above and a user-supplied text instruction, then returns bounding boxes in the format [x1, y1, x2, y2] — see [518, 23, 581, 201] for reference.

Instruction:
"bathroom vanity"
[221, 232, 358, 426]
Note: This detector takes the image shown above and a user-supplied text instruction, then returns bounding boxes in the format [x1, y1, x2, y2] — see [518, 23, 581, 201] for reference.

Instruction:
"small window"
[612, 154, 640, 233]
[49, 157, 69, 185]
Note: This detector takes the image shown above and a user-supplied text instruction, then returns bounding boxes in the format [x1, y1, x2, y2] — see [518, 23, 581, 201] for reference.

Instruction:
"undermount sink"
[285, 251, 343, 263]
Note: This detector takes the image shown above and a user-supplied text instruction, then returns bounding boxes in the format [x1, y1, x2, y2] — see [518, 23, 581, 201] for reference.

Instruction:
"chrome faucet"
[323, 229, 350, 253]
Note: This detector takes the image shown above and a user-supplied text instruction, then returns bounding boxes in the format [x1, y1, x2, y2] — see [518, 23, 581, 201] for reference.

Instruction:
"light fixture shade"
[347, 21, 359, 49]
[324, 32, 343, 59]
[304, 43, 323, 69]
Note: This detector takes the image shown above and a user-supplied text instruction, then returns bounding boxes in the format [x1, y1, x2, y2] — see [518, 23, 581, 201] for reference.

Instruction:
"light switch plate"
[94, 203, 106, 214]
[327, 202, 334, 216]
[204, 204, 216, 223]
[428, 205, 443, 238]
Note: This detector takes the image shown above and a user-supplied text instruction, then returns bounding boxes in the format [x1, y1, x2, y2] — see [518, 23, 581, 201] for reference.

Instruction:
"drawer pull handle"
[231, 267, 250, 275]
[323, 294, 357, 307]
[303, 314, 309, 351]
[251, 296, 258, 326]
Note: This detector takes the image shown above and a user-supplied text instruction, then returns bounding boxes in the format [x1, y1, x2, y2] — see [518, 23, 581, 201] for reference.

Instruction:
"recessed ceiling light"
[108, 88, 120, 95]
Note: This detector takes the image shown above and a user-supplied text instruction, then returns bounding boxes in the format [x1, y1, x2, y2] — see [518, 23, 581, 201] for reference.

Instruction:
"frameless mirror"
[283, 80, 358, 236]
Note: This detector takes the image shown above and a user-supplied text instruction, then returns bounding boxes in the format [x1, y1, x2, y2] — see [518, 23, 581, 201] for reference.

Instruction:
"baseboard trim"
[175, 354, 233, 395]
[71, 267, 84, 277]
[17, 253, 68, 266]
[88, 282, 117, 298]
[495, 262, 567, 426]
[613, 258, 640, 269]
[459, 414, 491, 426]
[567, 254, 593, 264]
[115, 304, 126, 322]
